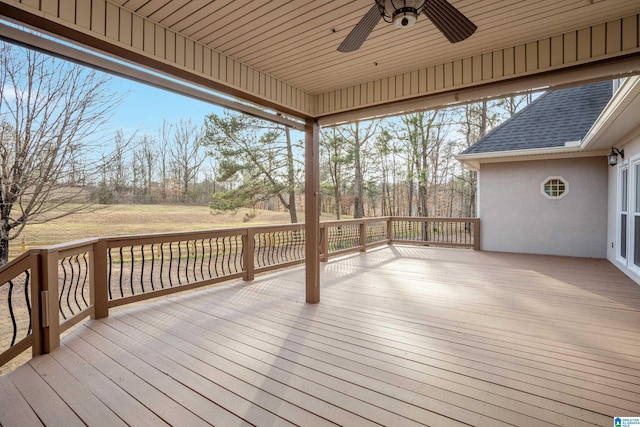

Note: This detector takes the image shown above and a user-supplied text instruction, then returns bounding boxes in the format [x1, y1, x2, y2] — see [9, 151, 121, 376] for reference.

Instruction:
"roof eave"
[455, 145, 608, 170]
[580, 75, 640, 151]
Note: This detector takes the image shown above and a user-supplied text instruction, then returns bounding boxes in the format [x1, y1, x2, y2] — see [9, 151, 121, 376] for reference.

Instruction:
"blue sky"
[108, 77, 224, 135]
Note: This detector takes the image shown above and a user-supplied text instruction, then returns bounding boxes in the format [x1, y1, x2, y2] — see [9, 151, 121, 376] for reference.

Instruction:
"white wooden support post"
[305, 118, 320, 303]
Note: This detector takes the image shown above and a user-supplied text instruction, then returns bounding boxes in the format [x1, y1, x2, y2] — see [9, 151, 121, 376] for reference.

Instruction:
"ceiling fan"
[338, 0, 477, 52]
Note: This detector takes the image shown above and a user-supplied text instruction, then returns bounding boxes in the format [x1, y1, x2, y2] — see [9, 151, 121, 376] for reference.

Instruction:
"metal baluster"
[66, 256, 76, 317]
[285, 231, 291, 262]
[275, 232, 281, 264]
[8, 280, 17, 346]
[107, 248, 113, 300]
[233, 235, 240, 272]
[200, 239, 206, 280]
[150, 244, 155, 291]
[220, 237, 226, 276]
[70, 255, 80, 313]
[60, 259, 68, 319]
[177, 241, 183, 285]
[80, 253, 89, 307]
[118, 247, 125, 298]
[227, 236, 234, 274]
[207, 238, 213, 278]
[214, 238, 220, 277]
[240, 236, 242, 271]
[159, 243, 165, 289]
[269, 232, 276, 266]
[259, 233, 266, 268]
[169, 242, 175, 287]
[139, 245, 146, 293]
[25, 270, 32, 335]
[191, 240, 198, 282]
[129, 246, 135, 296]
[185, 240, 190, 283]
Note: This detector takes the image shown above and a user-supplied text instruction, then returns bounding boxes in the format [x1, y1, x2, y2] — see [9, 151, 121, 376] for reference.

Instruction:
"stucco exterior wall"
[479, 157, 608, 258]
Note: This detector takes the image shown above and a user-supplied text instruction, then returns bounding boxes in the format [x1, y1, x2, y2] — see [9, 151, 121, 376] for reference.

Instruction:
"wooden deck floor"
[1, 246, 640, 426]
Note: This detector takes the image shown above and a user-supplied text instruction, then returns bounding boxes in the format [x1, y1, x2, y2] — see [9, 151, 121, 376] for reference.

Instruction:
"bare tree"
[158, 119, 172, 201]
[320, 127, 352, 219]
[137, 134, 156, 196]
[339, 120, 380, 219]
[100, 129, 136, 202]
[170, 118, 207, 202]
[0, 42, 120, 264]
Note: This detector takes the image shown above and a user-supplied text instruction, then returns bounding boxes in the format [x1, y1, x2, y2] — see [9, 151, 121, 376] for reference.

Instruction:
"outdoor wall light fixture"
[608, 147, 624, 167]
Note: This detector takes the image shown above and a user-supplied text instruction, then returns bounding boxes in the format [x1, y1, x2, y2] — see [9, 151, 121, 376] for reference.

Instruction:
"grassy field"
[15, 204, 332, 256]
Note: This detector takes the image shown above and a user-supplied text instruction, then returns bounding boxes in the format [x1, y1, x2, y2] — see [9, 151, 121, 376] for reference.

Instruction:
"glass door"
[636, 163, 640, 267]
[620, 167, 628, 261]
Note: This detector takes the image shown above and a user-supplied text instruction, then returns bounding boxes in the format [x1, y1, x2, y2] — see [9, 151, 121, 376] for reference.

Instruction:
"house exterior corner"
[479, 157, 608, 258]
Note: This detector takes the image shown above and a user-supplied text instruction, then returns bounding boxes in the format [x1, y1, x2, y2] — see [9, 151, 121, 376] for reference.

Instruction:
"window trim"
[540, 176, 568, 199]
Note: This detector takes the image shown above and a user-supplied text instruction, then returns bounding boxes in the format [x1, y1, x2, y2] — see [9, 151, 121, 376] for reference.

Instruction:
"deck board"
[1, 247, 639, 426]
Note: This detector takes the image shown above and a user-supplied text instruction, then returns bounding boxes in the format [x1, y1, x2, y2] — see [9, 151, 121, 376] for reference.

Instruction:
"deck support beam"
[304, 118, 320, 303]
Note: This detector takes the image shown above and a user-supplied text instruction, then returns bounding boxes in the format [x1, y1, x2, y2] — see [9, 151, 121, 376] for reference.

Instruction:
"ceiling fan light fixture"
[392, 8, 419, 27]
[376, 0, 427, 27]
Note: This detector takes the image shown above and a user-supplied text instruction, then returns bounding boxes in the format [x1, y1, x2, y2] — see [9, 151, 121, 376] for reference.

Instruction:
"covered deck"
[2, 245, 639, 426]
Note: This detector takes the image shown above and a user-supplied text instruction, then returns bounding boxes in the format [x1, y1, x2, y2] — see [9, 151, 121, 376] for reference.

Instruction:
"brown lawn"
[16, 204, 331, 255]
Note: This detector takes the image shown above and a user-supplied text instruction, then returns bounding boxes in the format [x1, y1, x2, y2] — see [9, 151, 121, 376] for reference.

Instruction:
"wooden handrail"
[0, 216, 479, 369]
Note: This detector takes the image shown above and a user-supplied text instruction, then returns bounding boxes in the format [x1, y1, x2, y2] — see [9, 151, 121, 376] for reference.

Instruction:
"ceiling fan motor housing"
[393, 8, 418, 27]
[377, 0, 427, 28]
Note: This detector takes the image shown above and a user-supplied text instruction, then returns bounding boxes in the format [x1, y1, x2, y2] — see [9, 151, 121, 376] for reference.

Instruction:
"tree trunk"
[0, 236, 9, 266]
[353, 122, 364, 219]
[285, 126, 298, 223]
[407, 180, 414, 216]
[353, 171, 364, 218]
[288, 190, 298, 223]
[334, 183, 341, 220]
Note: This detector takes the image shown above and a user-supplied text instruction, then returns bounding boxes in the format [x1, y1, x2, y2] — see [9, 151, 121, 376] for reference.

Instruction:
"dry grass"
[16, 204, 331, 254]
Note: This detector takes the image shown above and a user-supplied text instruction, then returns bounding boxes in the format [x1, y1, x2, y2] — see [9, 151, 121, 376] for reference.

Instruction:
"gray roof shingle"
[461, 81, 613, 155]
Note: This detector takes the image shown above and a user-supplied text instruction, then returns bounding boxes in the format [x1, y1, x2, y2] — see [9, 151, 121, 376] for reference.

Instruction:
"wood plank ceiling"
[1, 0, 640, 121]
[113, 0, 639, 94]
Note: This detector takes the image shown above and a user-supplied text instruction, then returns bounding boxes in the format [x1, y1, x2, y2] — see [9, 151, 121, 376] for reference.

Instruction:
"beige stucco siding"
[479, 157, 608, 258]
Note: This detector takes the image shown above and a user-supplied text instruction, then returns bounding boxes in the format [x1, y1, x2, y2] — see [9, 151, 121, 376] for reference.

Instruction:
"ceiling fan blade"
[338, 5, 382, 52]
[423, 0, 477, 43]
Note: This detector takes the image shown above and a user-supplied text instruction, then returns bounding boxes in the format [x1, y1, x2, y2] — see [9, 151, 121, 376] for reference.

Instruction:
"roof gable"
[461, 81, 613, 155]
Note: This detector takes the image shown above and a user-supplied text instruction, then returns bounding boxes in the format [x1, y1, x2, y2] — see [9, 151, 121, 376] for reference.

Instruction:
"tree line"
[96, 120, 211, 205]
[206, 96, 531, 223]
[0, 41, 532, 264]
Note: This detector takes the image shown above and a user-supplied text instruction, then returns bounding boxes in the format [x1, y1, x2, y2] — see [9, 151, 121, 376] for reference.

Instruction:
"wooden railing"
[0, 216, 478, 369]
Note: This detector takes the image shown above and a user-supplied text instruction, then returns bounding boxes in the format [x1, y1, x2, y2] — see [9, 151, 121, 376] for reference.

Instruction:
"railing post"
[92, 239, 109, 319]
[320, 223, 328, 262]
[387, 217, 394, 244]
[473, 219, 481, 251]
[39, 249, 60, 353]
[30, 250, 44, 357]
[243, 230, 255, 281]
[359, 220, 367, 252]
